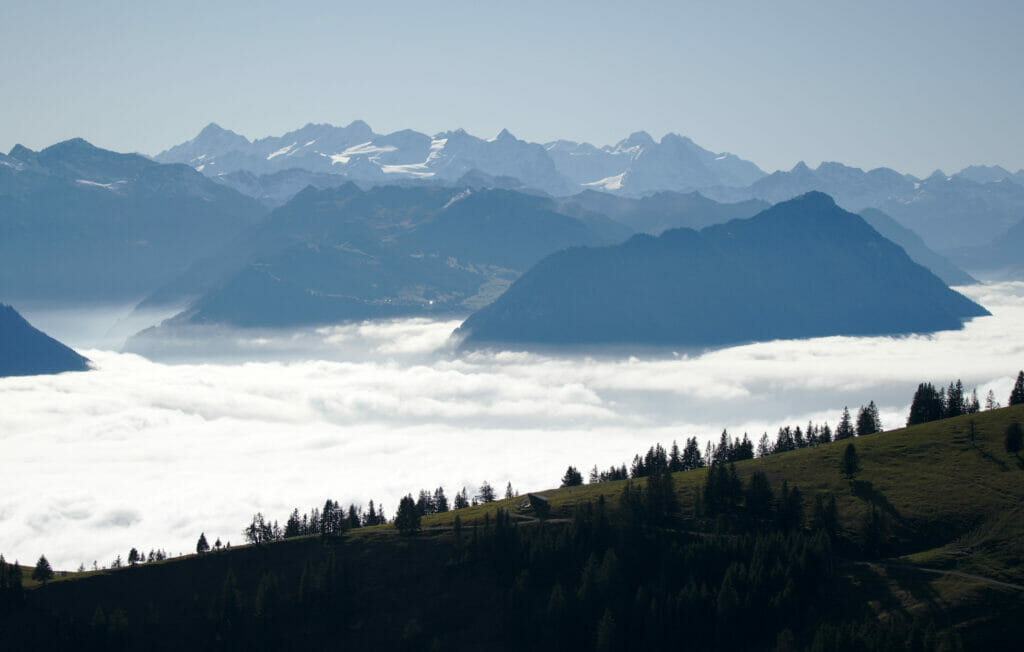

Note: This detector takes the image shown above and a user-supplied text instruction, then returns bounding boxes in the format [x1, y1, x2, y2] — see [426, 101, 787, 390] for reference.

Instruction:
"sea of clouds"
[3, 282, 1024, 569]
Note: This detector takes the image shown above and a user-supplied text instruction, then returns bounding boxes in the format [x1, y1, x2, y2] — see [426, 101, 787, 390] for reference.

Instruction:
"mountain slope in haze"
[558, 189, 769, 235]
[0, 303, 89, 376]
[132, 185, 620, 332]
[949, 214, 1024, 280]
[456, 192, 989, 350]
[706, 161, 1024, 251]
[858, 208, 977, 286]
[0, 139, 266, 302]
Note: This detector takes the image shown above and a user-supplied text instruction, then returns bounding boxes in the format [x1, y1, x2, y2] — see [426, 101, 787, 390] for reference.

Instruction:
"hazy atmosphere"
[3, 282, 1022, 568]
[2, 0, 1023, 176]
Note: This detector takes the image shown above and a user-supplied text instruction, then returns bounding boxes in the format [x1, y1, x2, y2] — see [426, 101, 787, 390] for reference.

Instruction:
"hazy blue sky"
[1, 0, 1021, 176]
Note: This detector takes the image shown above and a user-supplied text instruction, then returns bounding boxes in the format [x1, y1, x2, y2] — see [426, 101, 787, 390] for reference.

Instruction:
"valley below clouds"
[3, 282, 1024, 569]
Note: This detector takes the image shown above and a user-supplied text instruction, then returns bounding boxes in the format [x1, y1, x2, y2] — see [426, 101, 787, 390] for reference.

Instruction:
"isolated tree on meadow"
[505, 482, 515, 499]
[1010, 371, 1024, 406]
[127, 548, 140, 566]
[32, 555, 53, 584]
[196, 532, 210, 555]
[561, 466, 584, 487]
[841, 443, 861, 480]
[395, 495, 421, 536]
[1005, 423, 1023, 457]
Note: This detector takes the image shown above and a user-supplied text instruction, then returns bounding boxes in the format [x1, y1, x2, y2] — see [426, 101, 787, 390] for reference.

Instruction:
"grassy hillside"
[2, 405, 1022, 650]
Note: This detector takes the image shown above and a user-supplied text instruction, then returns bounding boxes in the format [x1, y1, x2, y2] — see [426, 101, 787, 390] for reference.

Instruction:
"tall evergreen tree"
[856, 401, 881, 435]
[841, 443, 861, 480]
[32, 555, 53, 584]
[1005, 423, 1023, 457]
[453, 487, 470, 510]
[478, 481, 496, 503]
[907, 383, 944, 425]
[835, 407, 855, 440]
[985, 389, 1001, 411]
[196, 532, 210, 554]
[1010, 371, 1024, 406]
[561, 466, 584, 487]
[433, 486, 449, 513]
[395, 495, 421, 535]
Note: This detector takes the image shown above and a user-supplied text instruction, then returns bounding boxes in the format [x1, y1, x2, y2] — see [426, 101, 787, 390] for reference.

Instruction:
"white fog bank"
[2, 282, 1023, 569]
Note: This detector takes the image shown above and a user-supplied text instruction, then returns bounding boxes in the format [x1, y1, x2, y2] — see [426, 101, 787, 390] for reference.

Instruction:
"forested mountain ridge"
[456, 192, 989, 350]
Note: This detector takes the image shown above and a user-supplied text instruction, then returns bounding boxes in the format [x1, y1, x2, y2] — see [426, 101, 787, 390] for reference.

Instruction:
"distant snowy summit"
[154, 122, 767, 197]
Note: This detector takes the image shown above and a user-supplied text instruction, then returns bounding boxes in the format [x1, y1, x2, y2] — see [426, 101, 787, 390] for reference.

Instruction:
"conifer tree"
[907, 383, 944, 425]
[856, 401, 882, 435]
[985, 389, 1001, 410]
[196, 532, 210, 554]
[453, 487, 470, 510]
[478, 481, 496, 503]
[395, 495, 421, 535]
[841, 443, 860, 480]
[836, 407, 855, 439]
[1010, 371, 1024, 406]
[560, 466, 584, 487]
[505, 482, 515, 499]
[433, 486, 449, 512]
[32, 555, 53, 584]
[1005, 423, 1023, 457]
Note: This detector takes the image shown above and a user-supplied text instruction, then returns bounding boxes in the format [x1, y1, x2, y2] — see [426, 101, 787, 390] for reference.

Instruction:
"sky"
[3, 281, 1023, 569]
[1, 0, 1022, 177]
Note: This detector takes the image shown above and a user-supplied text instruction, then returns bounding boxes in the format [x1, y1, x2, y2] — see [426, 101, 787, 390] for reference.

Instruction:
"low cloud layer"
[2, 283, 1023, 569]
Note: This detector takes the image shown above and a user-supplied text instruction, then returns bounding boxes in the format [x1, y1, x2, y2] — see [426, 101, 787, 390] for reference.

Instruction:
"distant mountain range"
[154, 122, 767, 200]
[455, 193, 989, 350]
[705, 161, 1024, 252]
[0, 138, 265, 302]
[153, 122, 1024, 261]
[0, 303, 90, 376]
[130, 184, 629, 334]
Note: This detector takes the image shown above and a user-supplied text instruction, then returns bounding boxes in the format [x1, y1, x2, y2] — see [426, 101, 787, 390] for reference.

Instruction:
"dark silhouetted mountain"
[134, 184, 623, 330]
[0, 139, 266, 302]
[0, 303, 90, 376]
[558, 189, 769, 235]
[456, 193, 989, 350]
[858, 209, 977, 286]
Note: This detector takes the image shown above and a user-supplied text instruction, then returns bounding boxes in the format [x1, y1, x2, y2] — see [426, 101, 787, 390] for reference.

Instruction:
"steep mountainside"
[858, 208, 977, 286]
[456, 192, 989, 349]
[0, 303, 89, 376]
[0, 139, 266, 302]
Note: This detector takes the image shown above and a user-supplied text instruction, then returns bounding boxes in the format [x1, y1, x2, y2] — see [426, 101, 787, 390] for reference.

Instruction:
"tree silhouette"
[32, 555, 53, 584]
[560, 466, 584, 487]
[1010, 371, 1024, 406]
[395, 495, 421, 536]
[196, 532, 210, 554]
[907, 383, 943, 425]
[478, 481, 496, 503]
[841, 443, 860, 480]
[856, 401, 881, 435]
[1005, 423, 1023, 457]
[835, 407, 855, 440]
